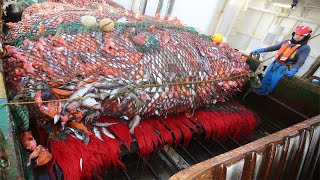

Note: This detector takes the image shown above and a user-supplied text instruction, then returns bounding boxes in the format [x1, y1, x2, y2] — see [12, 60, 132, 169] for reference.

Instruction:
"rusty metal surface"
[169, 115, 320, 180]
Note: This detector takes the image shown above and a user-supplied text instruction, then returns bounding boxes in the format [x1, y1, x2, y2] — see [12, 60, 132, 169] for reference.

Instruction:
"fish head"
[20, 76, 29, 86]
[41, 88, 55, 101]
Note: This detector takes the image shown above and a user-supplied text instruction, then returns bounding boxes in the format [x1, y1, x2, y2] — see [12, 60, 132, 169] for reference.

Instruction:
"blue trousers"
[259, 61, 287, 95]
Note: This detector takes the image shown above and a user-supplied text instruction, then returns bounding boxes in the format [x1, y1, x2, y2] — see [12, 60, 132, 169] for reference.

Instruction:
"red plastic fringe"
[134, 121, 161, 156]
[50, 136, 86, 180]
[50, 134, 124, 180]
[50, 107, 258, 178]
[167, 116, 193, 146]
[193, 111, 215, 139]
[142, 120, 162, 149]
[160, 116, 183, 147]
[148, 118, 173, 146]
[180, 116, 199, 134]
[97, 117, 132, 150]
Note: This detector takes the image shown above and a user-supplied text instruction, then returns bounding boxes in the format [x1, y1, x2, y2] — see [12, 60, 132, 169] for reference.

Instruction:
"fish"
[127, 92, 145, 108]
[80, 158, 83, 172]
[109, 85, 131, 100]
[69, 120, 93, 136]
[101, 127, 115, 139]
[81, 97, 101, 110]
[65, 127, 90, 145]
[94, 81, 122, 89]
[66, 101, 81, 111]
[93, 122, 117, 127]
[129, 115, 141, 134]
[93, 127, 103, 141]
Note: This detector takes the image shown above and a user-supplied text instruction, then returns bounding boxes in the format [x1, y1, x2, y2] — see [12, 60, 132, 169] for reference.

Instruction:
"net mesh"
[3, 1, 251, 124]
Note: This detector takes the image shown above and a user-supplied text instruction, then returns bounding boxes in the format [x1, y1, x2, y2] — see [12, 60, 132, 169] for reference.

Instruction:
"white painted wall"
[227, 0, 320, 77]
[215, 0, 247, 37]
[113, 0, 320, 77]
[169, 0, 220, 35]
[114, 0, 132, 10]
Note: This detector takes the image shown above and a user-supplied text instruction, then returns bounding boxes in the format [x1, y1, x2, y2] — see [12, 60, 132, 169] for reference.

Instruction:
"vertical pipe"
[131, 0, 141, 13]
[140, 0, 148, 15]
[209, 0, 229, 35]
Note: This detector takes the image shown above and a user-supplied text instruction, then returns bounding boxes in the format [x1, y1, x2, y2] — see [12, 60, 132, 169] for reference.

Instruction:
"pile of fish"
[3, 1, 252, 137]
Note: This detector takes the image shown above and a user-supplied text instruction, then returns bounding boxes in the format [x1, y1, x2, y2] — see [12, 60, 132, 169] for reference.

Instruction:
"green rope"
[115, 21, 211, 39]
[10, 104, 29, 132]
[11, 21, 93, 46]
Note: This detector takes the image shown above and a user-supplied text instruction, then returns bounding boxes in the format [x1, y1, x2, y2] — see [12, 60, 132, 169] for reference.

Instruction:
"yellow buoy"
[212, 34, 223, 43]
[99, 18, 115, 32]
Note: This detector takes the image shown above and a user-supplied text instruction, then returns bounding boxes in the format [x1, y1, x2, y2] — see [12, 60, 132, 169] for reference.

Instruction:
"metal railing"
[170, 115, 320, 180]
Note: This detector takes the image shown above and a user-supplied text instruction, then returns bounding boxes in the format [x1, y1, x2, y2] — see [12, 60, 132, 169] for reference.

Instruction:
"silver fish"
[81, 97, 101, 110]
[109, 86, 130, 99]
[54, 114, 60, 124]
[93, 127, 103, 141]
[66, 101, 81, 111]
[83, 93, 99, 99]
[94, 81, 121, 89]
[127, 92, 145, 108]
[69, 84, 93, 100]
[101, 127, 115, 139]
[129, 115, 141, 134]
[99, 92, 110, 100]
[66, 128, 89, 145]
[93, 122, 117, 127]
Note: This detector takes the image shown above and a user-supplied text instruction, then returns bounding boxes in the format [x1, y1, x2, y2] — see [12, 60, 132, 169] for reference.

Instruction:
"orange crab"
[28, 145, 52, 167]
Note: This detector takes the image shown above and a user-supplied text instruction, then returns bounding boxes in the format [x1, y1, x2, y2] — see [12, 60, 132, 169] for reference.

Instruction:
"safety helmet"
[294, 26, 312, 36]
[212, 34, 223, 43]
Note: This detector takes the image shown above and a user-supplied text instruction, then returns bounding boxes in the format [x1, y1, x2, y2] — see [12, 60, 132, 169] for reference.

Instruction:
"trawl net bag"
[3, 1, 251, 133]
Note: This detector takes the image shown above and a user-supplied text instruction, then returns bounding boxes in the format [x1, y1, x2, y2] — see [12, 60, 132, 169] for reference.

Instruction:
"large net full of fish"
[3, 1, 252, 132]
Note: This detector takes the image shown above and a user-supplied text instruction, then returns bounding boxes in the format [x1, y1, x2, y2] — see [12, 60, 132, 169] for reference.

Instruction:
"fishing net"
[3, 0, 256, 146]
[3, 1, 252, 125]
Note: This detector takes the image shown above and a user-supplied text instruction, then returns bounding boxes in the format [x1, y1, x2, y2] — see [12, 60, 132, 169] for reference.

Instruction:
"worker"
[252, 25, 312, 95]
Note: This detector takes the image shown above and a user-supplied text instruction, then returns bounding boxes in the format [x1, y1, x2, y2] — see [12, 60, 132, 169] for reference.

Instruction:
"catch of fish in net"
[3, 1, 253, 142]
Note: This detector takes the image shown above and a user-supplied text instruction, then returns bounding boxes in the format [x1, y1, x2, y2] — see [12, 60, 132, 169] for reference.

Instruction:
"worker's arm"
[293, 45, 311, 70]
[252, 40, 288, 55]
[263, 40, 289, 52]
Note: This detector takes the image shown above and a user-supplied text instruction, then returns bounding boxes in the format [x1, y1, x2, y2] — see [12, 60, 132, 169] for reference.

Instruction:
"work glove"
[283, 68, 298, 78]
[252, 48, 266, 55]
